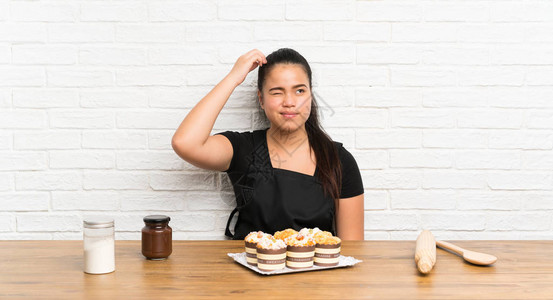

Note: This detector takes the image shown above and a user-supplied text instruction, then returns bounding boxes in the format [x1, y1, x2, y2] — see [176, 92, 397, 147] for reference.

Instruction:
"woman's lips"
[281, 112, 298, 119]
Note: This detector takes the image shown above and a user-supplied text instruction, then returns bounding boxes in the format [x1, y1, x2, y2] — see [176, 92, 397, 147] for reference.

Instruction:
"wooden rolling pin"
[415, 230, 436, 274]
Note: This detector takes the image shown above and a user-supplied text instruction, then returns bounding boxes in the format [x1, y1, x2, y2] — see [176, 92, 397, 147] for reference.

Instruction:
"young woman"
[172, 48, 364, 240]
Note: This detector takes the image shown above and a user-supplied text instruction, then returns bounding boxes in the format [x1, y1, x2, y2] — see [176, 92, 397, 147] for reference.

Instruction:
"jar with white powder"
[83, 217, 115, 274]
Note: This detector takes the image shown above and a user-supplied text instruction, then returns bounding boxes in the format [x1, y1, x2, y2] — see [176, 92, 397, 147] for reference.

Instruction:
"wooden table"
[1, 240, 552, 299]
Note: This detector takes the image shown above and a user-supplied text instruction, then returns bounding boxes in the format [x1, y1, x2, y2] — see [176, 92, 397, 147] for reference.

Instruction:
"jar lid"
[143, 215, 170, 223]
[83, 217, 114, 229]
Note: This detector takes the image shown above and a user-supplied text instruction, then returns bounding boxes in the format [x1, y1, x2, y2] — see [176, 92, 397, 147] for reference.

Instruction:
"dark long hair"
[257, 48, 342, 202]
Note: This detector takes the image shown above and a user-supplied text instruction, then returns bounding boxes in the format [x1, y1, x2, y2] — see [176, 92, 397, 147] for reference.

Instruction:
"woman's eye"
[296, 89, 304, 94]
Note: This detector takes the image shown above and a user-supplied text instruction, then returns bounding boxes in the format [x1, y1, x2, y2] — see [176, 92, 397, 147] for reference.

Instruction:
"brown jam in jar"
[141, 215, 172, 260]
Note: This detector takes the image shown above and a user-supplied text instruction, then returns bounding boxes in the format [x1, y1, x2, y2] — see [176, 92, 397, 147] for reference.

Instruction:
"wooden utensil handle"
[436, 240, 465, 256]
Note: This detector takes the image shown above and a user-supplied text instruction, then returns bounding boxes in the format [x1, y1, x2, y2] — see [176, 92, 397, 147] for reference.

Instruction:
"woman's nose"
[282, 93, 295, 107]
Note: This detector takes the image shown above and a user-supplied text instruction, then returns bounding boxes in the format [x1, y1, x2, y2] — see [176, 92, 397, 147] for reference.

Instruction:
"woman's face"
[258, 64, 312, 133]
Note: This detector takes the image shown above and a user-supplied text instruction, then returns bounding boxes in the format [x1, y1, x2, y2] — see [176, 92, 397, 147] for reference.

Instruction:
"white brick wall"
[1, 0, 553, 241]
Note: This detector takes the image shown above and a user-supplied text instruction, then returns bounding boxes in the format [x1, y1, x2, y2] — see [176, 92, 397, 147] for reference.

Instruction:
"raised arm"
[171, 49, 267, 171]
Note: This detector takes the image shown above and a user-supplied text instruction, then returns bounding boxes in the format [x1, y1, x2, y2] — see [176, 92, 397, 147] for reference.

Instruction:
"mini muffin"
[313, 230, 333, 244]
[314, 236, 342, 267]
[244, 231, 267, 266]
[274, 228, 298, 241]
[284, 233, 316, 269]
[256, 235, 287, 272]
[298, 227, 321, 238]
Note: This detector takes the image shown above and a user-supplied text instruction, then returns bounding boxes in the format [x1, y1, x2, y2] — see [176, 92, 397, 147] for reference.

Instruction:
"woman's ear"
[257, 90, 264, 109]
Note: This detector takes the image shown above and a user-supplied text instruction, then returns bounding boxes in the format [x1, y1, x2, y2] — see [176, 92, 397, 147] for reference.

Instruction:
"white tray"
[227, 252, 362, 276]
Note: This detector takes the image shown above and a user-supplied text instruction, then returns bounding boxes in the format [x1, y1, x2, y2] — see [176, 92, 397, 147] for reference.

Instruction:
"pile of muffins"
[244, 228, 342, 272]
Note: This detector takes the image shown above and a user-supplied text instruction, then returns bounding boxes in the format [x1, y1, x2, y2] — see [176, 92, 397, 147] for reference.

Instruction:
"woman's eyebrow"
[268, 84, 308, 92]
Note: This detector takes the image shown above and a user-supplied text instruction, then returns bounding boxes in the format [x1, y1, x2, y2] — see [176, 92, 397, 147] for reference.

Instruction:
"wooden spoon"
[436, 240, 498, 266]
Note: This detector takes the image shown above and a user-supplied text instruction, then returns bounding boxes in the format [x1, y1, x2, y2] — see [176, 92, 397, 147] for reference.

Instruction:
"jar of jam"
[141, 215, 172, 260]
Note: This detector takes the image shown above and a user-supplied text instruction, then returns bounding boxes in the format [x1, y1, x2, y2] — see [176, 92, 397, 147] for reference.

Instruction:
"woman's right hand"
[226, 49, 267, 87]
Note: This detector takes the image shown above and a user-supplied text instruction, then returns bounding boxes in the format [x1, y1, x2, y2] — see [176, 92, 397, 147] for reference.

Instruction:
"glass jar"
[142, 215, 172, 260]
[83, 217, 115, 274]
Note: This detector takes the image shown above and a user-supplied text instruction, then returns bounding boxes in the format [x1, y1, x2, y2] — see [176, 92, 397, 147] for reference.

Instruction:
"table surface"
[1, 240, 552, 299]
